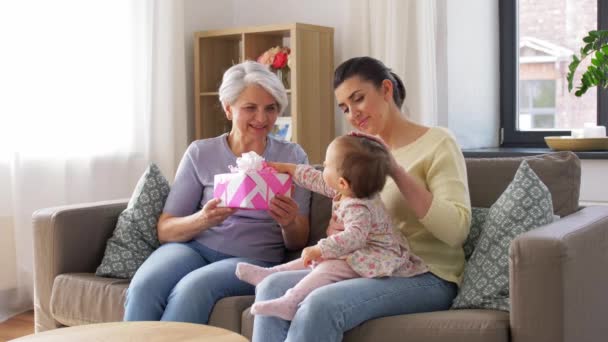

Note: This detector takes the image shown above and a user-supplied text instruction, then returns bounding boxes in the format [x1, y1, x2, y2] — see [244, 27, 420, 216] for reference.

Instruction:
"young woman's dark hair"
[333, 56, 406, 108]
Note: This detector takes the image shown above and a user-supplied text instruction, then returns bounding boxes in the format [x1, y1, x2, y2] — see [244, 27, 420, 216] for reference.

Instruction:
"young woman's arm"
[392, 138, 471, 248]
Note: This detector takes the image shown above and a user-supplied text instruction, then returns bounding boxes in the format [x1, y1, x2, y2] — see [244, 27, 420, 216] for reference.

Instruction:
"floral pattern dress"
[294, 165, 428, 278]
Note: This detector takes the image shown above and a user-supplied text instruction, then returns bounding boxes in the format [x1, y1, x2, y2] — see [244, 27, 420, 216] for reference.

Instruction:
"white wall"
[580, 160, 608, 204]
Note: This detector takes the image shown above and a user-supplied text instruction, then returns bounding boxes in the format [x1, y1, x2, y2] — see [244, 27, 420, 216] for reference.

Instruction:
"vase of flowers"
[257, 46, 291, 88]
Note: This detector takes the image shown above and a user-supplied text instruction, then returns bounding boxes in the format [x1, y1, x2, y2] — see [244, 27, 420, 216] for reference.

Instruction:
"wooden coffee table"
[11, 321, 249, 342]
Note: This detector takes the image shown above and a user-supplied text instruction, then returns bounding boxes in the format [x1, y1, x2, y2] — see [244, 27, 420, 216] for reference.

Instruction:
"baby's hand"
[266, 161, 296, 176]
[302, 245, 322, 267]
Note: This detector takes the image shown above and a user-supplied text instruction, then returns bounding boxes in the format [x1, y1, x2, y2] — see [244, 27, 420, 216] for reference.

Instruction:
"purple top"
[163, 133, 311, 262]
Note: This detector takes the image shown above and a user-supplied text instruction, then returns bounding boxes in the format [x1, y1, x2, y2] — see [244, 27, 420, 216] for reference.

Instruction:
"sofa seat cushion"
[208, 296, 255, 333]
[344, 310, 510, 342]
[51, 273, 254, 333]
[241, 307, 509, 342]
[50, 273, 129, 326]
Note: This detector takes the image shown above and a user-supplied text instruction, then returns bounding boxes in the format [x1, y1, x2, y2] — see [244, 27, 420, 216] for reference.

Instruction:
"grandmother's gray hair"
[219, 61, 288, 114]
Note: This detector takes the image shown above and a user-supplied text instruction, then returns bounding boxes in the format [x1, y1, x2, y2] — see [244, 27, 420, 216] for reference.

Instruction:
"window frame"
[499, 0, 608, 147]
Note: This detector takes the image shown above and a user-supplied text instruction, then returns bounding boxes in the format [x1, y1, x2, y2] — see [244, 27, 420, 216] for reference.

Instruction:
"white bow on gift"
[229, 151, 273, 173]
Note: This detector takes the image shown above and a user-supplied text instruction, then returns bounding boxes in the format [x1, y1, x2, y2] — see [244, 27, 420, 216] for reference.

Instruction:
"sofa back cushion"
[96, 164, 170, 279]
[466, 151, 580, 217]
[290, 152, 581, 261]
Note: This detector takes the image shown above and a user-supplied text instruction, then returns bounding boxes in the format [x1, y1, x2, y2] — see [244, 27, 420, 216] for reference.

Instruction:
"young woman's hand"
[266, 161, 297, 176]
[302, 245, 322, 267]
[347, 131, 401, 176]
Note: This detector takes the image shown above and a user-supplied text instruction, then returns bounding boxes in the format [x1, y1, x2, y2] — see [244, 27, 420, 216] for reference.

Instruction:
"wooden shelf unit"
[193, 23, 335, 164]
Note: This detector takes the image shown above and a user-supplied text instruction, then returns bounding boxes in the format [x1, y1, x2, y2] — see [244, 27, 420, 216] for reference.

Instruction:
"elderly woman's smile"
[229, 84, 280, 138]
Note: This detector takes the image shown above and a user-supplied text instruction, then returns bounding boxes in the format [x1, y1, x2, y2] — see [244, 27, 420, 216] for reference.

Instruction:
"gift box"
[213, 152, 292, 210]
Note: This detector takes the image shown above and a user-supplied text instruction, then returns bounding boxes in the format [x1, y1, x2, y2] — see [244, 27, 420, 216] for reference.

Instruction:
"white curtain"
[342, 0, 440, 126]
[0, 0, 187, 322]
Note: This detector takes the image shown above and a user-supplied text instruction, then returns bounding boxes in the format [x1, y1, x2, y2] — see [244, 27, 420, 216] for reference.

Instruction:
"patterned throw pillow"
[463, 207, 490, 261]
[452, 161, 553, 311]
[96, 164, 170, 279]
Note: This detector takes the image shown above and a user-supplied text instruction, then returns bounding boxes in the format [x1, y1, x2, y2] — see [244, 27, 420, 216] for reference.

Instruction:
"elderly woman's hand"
[198, 198, 236, 229]
[269, 192, 299, 228]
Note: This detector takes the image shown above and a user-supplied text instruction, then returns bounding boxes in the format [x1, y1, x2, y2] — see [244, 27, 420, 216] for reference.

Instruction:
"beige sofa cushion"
[51, 273, 128, 326]
[466, 151, 580, 217]
[50, 273, 256, 332]
[241, 307, 508, 342]
[208, 296, 255, 333]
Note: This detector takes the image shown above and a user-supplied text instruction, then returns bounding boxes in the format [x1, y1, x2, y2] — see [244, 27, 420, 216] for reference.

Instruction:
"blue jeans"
[253, 271, 457, 342]
[124, 241, 276, 323]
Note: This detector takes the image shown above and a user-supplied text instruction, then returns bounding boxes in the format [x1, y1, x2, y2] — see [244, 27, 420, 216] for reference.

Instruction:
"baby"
[235, 135, 428, 321]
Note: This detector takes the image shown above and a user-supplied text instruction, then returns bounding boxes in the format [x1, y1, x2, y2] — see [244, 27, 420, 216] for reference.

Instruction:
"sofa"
[33, 152, 608, 342]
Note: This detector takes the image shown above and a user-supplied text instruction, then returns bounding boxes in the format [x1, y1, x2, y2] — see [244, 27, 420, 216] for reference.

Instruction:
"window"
[0, 1, 142, 157]
[519, 80, 556, 129]
[499, 0, 608, 147]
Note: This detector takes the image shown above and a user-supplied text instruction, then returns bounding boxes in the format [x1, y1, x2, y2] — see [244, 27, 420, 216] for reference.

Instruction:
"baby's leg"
[251, 259, 359, 321]
[236, 258, 308, 286]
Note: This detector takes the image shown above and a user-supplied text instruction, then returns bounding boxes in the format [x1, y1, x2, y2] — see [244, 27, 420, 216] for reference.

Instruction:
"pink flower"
[257, 46, 290, 70]
[272, 51, 288, 69]
[257, 51, 273, 65]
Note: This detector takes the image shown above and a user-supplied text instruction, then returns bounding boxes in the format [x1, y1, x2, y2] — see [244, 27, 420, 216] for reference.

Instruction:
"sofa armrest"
[509, 206, 608, 342]
[32, 199, 128, 332]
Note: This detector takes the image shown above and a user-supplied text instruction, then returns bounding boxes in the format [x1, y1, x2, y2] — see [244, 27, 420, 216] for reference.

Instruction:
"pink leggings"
[273, 258, 359, 305]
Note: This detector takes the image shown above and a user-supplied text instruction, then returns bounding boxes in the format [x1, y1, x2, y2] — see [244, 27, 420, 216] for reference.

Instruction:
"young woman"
[252, 56, 471, 341]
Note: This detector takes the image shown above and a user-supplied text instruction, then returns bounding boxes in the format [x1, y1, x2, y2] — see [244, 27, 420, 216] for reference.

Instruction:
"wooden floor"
[0, 311, 34, 341]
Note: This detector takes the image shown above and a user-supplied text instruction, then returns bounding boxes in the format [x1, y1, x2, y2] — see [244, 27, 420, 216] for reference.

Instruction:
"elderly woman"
[124, 61, 311, 323]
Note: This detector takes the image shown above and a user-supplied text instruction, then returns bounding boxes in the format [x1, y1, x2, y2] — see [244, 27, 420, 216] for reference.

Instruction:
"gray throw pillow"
[96, 164, 170, 279]
[463, 207, 490, 261]
[464, 208, 558, 261]
[452, 161, 554, 311]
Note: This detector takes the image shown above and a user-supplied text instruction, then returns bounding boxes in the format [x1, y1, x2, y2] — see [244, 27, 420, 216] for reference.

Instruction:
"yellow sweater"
[380, 127, 471, 285]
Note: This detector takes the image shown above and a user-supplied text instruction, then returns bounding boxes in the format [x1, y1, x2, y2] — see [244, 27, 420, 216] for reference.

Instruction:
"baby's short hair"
[334, 135, 391, 198]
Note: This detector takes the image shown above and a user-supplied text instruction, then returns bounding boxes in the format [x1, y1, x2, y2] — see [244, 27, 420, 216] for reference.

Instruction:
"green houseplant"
[567, 30, 608, 96]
